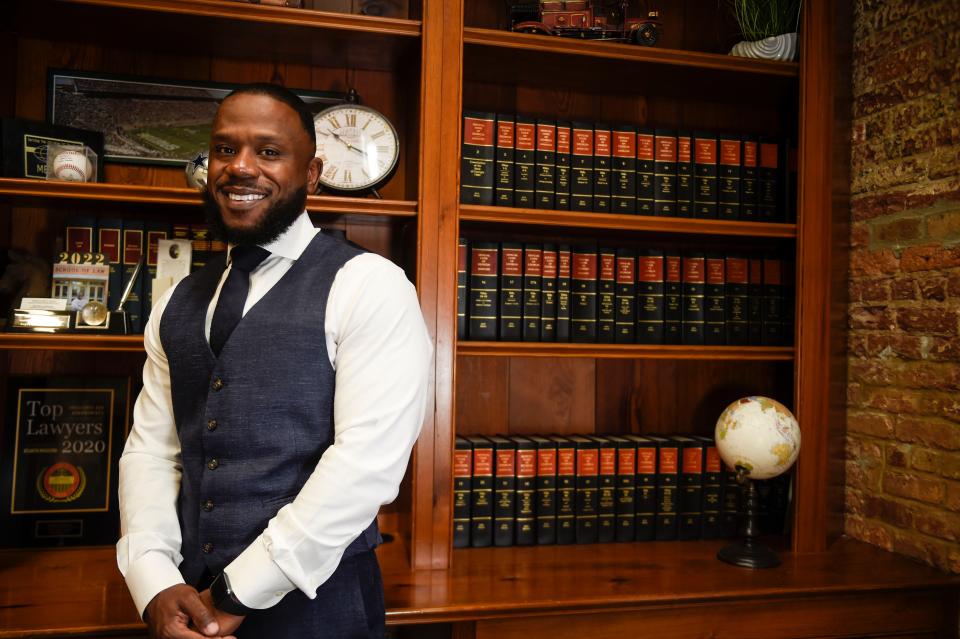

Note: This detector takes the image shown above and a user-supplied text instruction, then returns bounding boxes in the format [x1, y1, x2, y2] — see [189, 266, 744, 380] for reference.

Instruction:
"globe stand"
[717, 467, 781, 569]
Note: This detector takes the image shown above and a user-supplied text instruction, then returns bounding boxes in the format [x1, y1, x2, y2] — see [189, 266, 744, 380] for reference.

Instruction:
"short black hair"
[222, 83, 316, 147]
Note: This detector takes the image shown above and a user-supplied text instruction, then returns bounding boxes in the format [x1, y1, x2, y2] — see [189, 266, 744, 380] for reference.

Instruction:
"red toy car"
[509, 1, 662, 46]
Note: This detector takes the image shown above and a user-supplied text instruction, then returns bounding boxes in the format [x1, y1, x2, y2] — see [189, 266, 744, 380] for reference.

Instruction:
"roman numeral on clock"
[326, 116, 342, 129]
[346, 113, 357, 127]
[343, 170, 353, 184]
[323, 165, 338, 180]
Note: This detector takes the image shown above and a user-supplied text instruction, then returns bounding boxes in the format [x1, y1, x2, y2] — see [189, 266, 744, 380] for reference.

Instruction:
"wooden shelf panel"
[460, 205, 797, 238]
[0, 178, 417, 217]
[457, 342, 794, 361]
[464, 28, 799, 78]
[0, 333, 145, 352]
[61, 0, 422, 37]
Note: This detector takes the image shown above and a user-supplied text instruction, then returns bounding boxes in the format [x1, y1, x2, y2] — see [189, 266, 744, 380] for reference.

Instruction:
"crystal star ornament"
[185, 150, 209, 190]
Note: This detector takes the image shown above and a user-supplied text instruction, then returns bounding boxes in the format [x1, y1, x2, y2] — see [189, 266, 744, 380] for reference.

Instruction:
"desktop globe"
[715, 396, 800, 568]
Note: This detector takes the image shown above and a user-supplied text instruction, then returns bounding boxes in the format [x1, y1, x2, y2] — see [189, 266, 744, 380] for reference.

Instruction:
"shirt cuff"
[123, 550, 185, 618]
[225, 536, 296, 609]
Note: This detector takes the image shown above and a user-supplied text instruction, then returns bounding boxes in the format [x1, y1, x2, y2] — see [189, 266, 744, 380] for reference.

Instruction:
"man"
[117, 84, 431, 639]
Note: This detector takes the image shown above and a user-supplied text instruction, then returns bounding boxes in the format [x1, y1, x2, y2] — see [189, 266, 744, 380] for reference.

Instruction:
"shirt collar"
[227, 211, 317, 264]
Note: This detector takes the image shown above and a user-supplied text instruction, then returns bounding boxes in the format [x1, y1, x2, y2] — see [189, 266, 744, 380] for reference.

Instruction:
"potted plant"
[728, 0, 802, 61]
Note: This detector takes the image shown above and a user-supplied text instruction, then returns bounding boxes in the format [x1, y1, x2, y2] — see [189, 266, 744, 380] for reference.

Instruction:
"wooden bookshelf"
[457, 342, 794, 361]
[0, 333, 145, 352]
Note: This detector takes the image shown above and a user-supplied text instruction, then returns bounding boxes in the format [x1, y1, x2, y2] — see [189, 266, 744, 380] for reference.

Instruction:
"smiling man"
[117, 84, 431, 639]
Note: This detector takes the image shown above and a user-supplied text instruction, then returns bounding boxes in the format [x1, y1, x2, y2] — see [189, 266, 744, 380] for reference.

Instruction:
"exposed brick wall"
[846, 0, 960, 572]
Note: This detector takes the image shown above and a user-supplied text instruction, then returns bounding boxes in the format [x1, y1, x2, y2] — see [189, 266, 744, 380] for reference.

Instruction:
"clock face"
[313, 104, 400, 193]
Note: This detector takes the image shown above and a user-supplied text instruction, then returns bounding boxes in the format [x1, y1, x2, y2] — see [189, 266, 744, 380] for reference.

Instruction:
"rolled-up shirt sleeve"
[225, 253, 432, 609]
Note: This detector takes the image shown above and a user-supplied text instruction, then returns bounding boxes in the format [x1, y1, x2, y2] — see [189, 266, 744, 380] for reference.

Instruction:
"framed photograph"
[47, 69, 349, 166]
[0, 376, 130, 547]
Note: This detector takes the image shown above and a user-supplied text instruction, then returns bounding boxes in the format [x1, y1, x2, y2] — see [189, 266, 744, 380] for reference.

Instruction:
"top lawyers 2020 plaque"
[0, 377, 129, 547]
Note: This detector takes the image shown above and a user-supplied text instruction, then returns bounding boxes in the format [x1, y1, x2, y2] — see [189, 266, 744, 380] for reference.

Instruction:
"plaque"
[0, 377, 130, 547]
[0, 118, 105, 181]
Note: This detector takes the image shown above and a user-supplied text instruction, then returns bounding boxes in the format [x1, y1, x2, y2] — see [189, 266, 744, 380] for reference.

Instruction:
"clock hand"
[327, 130, 368, 158]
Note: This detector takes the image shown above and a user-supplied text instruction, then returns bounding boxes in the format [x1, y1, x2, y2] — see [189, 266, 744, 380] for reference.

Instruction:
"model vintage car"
[509, 1, 662, 46]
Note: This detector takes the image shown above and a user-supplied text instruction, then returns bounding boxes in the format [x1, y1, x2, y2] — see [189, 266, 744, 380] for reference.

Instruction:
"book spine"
[499, 243, 524, 341]
[595, 438, 617, 543]
[143, 222, 169, 326]
[570, 245, 598, 343]
[570, 123, 594, 212]
[701, 439, 723, 540]
[493, 438, 517, 547]
[654, 129, 678, 217]
[611, 125, 636, 214]
[678, 438, 704, 540]
[740, 135, 759, 222]
[514, 438, 537, 546]
[457, 238, 468, 340]
[556, 245, 572, 341]
[574, 438, 599, 544]
[676, 132, 694, 217]
[460, 111, 495, 205]
[592, 124, 612, 213]
[514, 116, 537, 208]
[748, 257, 764, 345]
[189, 224, 210, 272]
[721, 468, 741, 538]
[664, 252, 683, 345]
[555, 122, 572, 210]
[535, 438, 558, 545]
[759, 138, 780, 221]
[636, 249, 665, 345]
[597, 247, 616, 343]
[614, 439, 636, 542]
[468, 242, 499, 340]
[614, 248, 636, 344]
[635, 439, 657, 541]
[783, 256, 795, 345]
[655, 441, 679, 541]
[523, 243, 543, 341]
[682, 252, 706, 345]
[495, 114, 515, 207]
[725, 254, 749, 345]
[762, 256, 784, 345]
[636, 128, 655, 216]
[704, 253, 726, 345]
[718, 134, 741, 220]
[555, 439, 576, 544]
[541, 244, 558, 342]
[453, 437, 472, 548]
[65, 216, 95, 254]
[784, 138, 799, 223]
[470, 438, 494, 547]
[535, 119, 557, 209]
[96, 218, 123, 311]
[122, 220, 144, 334]
[694, 131, 718, 218]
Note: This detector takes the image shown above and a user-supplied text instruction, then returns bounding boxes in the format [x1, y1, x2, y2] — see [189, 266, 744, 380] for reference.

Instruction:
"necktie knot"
[229, 245, 270, 274]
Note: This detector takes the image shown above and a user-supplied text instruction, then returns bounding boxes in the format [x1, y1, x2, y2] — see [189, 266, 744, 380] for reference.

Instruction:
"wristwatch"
[209, 571, 254, 616]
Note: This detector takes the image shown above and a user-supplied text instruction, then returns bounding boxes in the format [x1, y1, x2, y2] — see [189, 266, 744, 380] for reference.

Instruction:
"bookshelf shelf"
[0, 179, 418, 218]
[0, 333, 145, 352]
[456, 341, 794, 361]
[460, 204, 797, 238]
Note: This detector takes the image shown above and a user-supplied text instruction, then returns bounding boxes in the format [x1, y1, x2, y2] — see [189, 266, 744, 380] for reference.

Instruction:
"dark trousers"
[231, 550, 385, 639]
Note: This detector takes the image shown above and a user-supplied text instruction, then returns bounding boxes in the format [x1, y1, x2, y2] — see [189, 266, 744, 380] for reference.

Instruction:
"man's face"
[206, 93, 320, 244]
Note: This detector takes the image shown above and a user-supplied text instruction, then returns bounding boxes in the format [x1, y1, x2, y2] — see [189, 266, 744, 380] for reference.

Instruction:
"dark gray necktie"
[209, 245, 270, 356]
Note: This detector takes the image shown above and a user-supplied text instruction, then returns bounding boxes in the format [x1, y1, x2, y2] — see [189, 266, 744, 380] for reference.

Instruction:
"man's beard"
[203, 185, 307, 246]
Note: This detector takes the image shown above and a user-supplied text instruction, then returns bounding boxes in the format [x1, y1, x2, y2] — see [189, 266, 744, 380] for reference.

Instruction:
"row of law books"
[457, 238, 794, 345]
[460, 112, 797, 222]
[454, 433, 792, 548]
[64, 218, 224, 333]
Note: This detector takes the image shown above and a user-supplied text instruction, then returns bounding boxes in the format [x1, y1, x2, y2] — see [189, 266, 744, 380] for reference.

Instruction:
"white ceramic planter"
[730, 32, 798, 61]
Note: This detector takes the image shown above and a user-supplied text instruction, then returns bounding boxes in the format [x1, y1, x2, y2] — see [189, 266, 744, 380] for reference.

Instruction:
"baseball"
[52, 150, 93, 182]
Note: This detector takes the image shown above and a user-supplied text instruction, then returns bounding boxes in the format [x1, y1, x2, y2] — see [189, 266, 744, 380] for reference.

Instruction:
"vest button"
[203, 499, 214, 512]
[207, 458, 219, 470]
[212, 377, 224, 391]
[206, 419, 218, 431]
[202, 542, 214, 554]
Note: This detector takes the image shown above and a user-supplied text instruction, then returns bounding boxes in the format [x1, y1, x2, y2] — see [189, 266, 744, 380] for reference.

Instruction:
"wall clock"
[313, 103, 400, 197]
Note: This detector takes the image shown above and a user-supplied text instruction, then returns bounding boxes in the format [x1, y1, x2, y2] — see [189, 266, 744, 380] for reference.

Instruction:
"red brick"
[864, 389, 920, 414]
[862, 493, 915, 528]
[882, 469, 945, 504]
[896, 307, 958, 335]
[851, 248, 901, 277]
[865, 333, 925, 359]
[849, 359, 895, 386]
[912, 507, 960, 542]
[890, 277, 917, 300]
[949, 272, 960, 297]
[851, 191, 908, 221]
[851, 222, 871, 248]
[917, 276, 948, 301]
[904, 178, 960, 212]
[926, 209, 960, 240]
[925, 394, 960, 423]
[885, 442, 910, 468]
[873, 216, 922, 242]
[848, 305, 895, 330]
[900, 244, 960, 272]
[901, 362, 960, 391]
[849, 411, 895, 438]
[946, 483, 960, 512]
[846, 516, 894, 551]
[890, 530, 938, 566]
[911, 447, 941, 474]
[895, 416, 960, 450]
[845, 489, 866, 516]
[859, 278, 891, 302]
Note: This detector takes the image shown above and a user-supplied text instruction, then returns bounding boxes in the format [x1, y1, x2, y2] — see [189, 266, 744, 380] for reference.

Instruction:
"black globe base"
[717, 538, 781, 569]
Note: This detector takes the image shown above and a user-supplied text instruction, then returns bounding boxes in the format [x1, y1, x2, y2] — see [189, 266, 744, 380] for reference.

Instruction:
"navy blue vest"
[160, 232, 380, 585]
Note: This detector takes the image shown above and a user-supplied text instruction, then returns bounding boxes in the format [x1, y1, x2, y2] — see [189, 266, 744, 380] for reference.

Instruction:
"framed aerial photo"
[0, 376, 131, 547]
[47, 70, 349, 166]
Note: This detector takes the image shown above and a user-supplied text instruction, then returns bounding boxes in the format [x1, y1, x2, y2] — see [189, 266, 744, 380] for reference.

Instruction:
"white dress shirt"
[117, 212, 432, 616]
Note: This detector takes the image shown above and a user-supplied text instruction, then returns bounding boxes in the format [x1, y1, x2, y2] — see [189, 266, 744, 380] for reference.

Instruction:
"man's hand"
[198, 588, 246, 637]
[144, 584, 235, 639]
